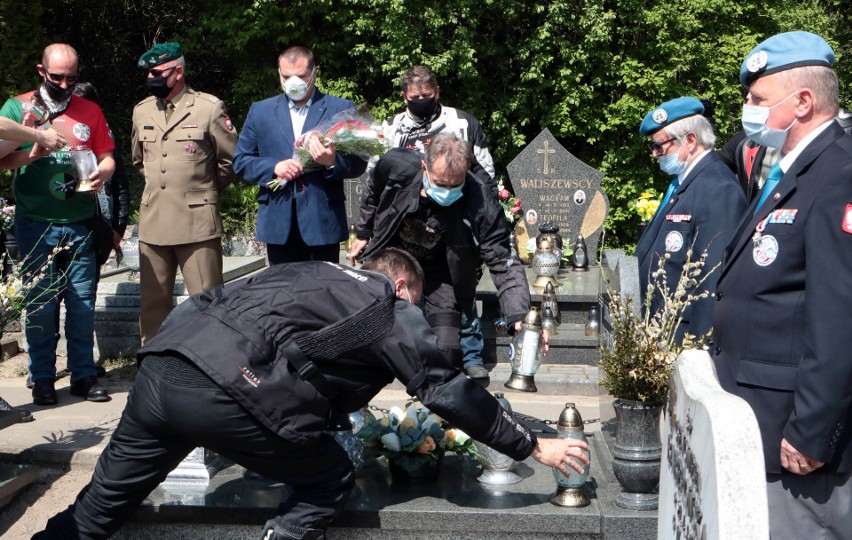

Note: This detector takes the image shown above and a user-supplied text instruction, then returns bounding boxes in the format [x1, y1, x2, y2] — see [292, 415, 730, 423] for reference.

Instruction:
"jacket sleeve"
[233, 103, 280, 186]
[689, 168, 746, 336]
[208, 99, 238, 191]
[784, 157, 852, 463]
[372, 302, 537, 461]
[477, 188, 531, 327]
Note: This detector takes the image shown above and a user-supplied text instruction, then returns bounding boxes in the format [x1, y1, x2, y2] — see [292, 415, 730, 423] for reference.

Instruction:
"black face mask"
[43, 78, 75, 103]
[145, 76, 172, 99]
[407, 97, 438, 120]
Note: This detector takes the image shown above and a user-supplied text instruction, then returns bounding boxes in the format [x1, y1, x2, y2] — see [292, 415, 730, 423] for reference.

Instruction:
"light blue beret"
[639, 97, 704, 136]
[739, 31, 835, 87]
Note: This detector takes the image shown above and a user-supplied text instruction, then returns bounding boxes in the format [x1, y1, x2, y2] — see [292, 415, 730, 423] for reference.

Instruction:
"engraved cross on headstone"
[537, 140, 556, 175]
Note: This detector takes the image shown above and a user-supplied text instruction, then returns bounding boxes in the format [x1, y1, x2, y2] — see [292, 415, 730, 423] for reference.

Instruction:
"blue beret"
[138, 42, 183, 69]
[740, 31, 835, 87]
[639, 97, 705, 136]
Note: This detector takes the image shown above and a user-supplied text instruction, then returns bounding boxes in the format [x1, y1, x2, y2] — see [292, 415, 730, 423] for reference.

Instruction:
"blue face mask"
[657, 148, 687, 177]
[422, 171, 464, 206]
[741, 92, 799, 149]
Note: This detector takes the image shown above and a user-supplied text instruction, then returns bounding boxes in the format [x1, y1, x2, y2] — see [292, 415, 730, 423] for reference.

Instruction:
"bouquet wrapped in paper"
[267, 105, 388, 191]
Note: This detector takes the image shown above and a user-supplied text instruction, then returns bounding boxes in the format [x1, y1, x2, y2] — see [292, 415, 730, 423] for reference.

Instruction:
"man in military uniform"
[713, 32, 852, 537]
[636, 97, 745, 342]
[34, 248, 588, 540]
[131, 42, 238, 344]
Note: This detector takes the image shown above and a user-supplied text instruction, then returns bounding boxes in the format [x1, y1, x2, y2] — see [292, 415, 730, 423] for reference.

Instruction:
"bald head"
[41, 43, 78, 70]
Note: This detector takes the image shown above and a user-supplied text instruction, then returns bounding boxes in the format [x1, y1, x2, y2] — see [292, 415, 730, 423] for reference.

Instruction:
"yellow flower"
[415, 436, 436, 454]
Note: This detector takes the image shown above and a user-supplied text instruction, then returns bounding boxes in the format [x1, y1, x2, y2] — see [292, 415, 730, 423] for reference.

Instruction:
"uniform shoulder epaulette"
[193, 92, 221, 105]
[134, 95, 158, 108]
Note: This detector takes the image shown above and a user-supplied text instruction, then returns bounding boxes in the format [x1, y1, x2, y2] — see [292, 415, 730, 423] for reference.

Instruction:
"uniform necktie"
[653, 177, 679, 222]
[754, 163, 783, 216]
[164, 101, 175, 123]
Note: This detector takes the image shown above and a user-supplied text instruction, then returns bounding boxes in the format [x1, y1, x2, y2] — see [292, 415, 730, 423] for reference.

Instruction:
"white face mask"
[405, 286, 413, 304]
[741, 91, 799, 149]
[281, 68, 315, 101]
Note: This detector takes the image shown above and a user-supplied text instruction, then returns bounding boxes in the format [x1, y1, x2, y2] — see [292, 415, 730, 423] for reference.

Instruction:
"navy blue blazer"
[234, 90, 367, 245]
[713, 122, 852, 473]
[635, 151, 746, 339]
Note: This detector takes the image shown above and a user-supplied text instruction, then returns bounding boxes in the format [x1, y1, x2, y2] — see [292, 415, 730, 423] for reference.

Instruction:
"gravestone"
[507, 128, 610, 260]
[344, 173, 368, 228]
[658, 350, 768, 540]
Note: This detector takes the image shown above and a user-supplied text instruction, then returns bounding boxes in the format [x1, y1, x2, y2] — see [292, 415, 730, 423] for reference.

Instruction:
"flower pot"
[611, 399, 663, 511]
[388, 454, 443, 484]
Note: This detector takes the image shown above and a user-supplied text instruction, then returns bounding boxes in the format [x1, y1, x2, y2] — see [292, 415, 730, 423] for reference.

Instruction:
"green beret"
[137, 42, 183, 69]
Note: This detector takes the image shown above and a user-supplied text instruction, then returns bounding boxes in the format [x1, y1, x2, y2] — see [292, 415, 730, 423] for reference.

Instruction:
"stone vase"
[611, 399, 663, 511]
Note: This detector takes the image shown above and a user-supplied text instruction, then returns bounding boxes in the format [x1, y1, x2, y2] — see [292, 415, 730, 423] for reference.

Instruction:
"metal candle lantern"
[474, 393, 523, 485]
[530, 239, 560, 288]
[541, 281, 560, 322]
[568, 235, 590, 272]
[550, 402, 591, 507]
[505, 307, 544, 392]
[541, 306, 559, 337]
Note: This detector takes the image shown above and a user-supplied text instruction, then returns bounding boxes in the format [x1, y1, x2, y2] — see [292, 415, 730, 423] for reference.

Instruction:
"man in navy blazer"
[636, 97, 746, 342]
[713, 32, 852, 537]
[234, 46, 367, 264]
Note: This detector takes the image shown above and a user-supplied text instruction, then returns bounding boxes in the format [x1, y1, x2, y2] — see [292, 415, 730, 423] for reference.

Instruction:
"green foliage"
[218, 183, 258, 237]
[0, 0, 847, 244]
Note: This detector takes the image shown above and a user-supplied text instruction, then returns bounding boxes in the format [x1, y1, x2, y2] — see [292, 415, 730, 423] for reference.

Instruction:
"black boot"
[0, 395, 34, 423]
[260, 519, 325, 540]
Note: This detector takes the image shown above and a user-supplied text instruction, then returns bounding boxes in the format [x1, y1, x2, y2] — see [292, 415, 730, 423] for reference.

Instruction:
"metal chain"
[368, 405, 599, 426]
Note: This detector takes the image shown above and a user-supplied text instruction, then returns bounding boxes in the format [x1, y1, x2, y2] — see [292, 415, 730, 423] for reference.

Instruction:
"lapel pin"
[773, 193, 780, 201]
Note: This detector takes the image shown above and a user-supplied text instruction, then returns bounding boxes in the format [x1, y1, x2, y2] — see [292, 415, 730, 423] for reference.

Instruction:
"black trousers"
[40, 355, 354, 539]
[266, 199, 341, 265]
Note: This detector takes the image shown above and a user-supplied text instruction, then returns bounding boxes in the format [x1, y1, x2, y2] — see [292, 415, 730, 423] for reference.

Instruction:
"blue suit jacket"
[234, 90, 367, 245]
[635, 151, 746, 339]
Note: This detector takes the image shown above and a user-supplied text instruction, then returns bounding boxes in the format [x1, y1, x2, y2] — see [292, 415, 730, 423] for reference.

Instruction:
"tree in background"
[1, 0, 847, 246]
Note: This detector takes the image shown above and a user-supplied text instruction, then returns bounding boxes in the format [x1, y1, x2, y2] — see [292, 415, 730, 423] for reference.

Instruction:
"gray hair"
[424, 133, 470, 178]
[777, 66, 839, 117]
[666, 114, 717, 149]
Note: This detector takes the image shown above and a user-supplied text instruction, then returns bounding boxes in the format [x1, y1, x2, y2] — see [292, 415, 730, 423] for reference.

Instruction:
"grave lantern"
[550, 402, 591, 507]
[505, 307, 544, 392]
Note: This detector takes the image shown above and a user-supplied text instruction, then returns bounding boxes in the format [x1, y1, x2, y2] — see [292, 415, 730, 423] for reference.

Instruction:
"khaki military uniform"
[131, 86, 238, 343]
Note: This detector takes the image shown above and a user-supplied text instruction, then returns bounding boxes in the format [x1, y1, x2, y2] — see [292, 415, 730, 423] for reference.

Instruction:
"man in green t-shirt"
[0, 43, 115, 406]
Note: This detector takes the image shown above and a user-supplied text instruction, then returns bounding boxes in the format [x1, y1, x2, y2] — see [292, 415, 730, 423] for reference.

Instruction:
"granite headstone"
[507, 128, 610, 261]
[344, 173, 368, 228]
[658, 350, 768, 540]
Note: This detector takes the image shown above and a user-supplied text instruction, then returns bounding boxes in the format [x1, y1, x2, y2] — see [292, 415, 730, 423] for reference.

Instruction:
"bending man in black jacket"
[35, 248, 588, 540]
[349, 134, 531, 383]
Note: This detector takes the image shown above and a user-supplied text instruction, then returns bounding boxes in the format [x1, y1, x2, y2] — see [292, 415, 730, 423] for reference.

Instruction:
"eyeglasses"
[44, 71, 79, 84]
[648, 137, 677, 154]
[148, 67, 176, 78]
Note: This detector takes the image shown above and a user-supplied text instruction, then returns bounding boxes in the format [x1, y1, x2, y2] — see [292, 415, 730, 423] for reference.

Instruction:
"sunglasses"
[648, 137, 677, 154]
[148, 67, 176, 78]
[44, 71, 79, 84]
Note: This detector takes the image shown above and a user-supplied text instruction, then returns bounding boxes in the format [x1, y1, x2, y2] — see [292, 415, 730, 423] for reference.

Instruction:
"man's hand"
[274, 158, 304, 181]
[35, 128, 68, 152]
[531, 438, 590, 477]
[87, 168, 104, 191]
[347, 238, 368, 265]
[28, 144, 52, 161]
[307, 133, 336, 168]
[780, 438, 824, 475]
[513, 321, 550, 354]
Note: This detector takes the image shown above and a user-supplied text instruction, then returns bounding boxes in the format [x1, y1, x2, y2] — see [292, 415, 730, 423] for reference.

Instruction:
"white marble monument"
[658, 350, 768, 540]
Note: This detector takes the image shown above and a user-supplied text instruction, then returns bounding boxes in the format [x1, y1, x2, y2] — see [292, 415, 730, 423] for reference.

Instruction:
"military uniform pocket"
[175, 130, 208, 161]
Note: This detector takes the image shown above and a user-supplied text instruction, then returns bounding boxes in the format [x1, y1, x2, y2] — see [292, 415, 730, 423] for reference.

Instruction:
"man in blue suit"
[635, 97, 746, 342]
[234, 46, 367, 264]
